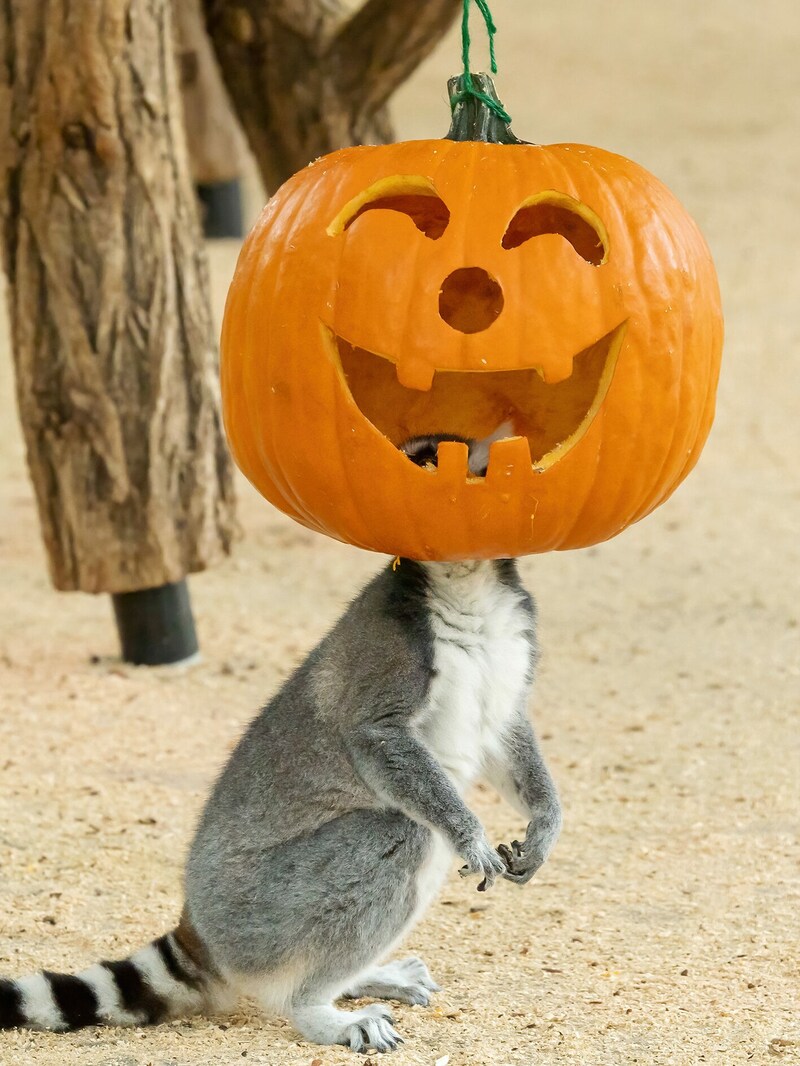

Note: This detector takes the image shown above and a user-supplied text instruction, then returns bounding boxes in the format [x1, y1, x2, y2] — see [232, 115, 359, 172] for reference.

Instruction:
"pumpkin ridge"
[614, 187, 702, 531]
[561, 153, 653, 544]
[254, 179, 329, 531]
[647, 210, 723, 518]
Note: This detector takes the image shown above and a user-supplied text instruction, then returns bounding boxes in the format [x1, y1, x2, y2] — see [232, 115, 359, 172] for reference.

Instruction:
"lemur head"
[399, 421, 514, 479]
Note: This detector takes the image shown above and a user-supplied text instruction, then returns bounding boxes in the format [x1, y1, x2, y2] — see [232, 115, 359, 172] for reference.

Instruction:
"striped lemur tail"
[0, 915, 214, 1032]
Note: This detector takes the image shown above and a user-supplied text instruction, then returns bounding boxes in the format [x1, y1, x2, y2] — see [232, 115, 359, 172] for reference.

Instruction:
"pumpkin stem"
[445, 73, 523, 144]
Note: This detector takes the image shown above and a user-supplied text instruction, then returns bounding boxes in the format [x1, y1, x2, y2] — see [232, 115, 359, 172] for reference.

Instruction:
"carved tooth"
[539, 358, 574, 385]
[486, 436, 533, 483]
[436, 440, 469, 483]
[395, 358, 435, 392]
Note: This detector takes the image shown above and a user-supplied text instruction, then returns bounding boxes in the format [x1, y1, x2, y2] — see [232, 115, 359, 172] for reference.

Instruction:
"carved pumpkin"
[221, 77, 723, 560]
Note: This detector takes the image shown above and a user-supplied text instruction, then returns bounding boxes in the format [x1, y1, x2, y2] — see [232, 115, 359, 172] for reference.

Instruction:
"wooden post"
[0, 0, 237, 662]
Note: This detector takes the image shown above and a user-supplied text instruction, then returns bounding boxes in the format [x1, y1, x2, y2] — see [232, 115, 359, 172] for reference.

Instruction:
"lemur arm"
[482, 709, 562, 885]
[347, 715, 506, 888]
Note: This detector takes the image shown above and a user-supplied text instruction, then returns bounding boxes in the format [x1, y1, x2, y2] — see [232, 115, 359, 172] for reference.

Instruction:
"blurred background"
[1, 2, 797, 1063]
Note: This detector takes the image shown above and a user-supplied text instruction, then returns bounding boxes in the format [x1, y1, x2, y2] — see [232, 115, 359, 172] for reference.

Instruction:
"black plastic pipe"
[112, 579, 199, 666]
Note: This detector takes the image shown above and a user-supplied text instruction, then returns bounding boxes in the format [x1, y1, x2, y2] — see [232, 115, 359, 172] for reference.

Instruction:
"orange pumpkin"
[221, 77, 723, 560]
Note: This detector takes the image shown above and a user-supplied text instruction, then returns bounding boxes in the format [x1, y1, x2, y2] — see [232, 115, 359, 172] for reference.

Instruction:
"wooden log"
[0, 0, 238, 597]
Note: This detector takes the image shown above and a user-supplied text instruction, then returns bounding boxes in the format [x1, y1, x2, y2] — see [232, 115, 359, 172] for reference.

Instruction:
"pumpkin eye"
[347, 194, 450, 240]
[502, 193, 608, 265]
[328, 176, 449, 240]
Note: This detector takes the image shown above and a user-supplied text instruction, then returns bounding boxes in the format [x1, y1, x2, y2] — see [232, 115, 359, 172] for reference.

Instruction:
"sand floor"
[1, 2, 798, 1064]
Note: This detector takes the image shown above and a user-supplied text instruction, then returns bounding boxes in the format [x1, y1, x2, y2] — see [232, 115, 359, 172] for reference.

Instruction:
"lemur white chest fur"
[416, 562, 533, 791]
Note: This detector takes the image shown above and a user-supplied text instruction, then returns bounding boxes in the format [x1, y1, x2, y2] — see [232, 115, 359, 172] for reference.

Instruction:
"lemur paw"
[459, 836, 507, 891]
[390, 956, 441, 1004]
[341, 1004, 403, 1053]
[344, 956, 441, 1006]
[498, 802, 562, 885]
[291, 1002, 402, 1053]
[498, 828, 558, 886]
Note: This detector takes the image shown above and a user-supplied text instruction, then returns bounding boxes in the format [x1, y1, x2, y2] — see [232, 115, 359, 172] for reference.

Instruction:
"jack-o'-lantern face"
[221, 137, 722, 560]
[325, 177, 624, 480]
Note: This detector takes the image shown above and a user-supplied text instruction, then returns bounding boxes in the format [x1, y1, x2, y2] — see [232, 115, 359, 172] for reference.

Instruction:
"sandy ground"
[1, 2, 798, 1064]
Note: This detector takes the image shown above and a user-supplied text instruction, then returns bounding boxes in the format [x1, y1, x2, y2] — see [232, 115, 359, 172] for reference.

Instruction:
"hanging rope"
[450, 0, 513, 124]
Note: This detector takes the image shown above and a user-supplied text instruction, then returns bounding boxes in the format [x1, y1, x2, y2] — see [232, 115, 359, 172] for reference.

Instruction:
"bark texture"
[0, 0, 237, 594]
[174, 0, 248, 184]
[203, 0, 462, 193]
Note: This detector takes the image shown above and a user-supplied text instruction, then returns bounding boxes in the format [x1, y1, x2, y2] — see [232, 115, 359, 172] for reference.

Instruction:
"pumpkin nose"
[438, 267, 504, 334]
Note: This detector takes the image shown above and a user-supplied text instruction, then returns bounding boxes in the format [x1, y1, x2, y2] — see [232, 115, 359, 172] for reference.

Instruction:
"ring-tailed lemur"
[0, 431, 561, 1053]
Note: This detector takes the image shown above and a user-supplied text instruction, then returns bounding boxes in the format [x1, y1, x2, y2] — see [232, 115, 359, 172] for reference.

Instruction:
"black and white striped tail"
[0, 929, 207, 1032]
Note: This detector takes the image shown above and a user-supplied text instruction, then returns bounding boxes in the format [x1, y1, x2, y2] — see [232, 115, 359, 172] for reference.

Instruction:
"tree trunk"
[0, 0, 237, 595]
[174, 0, 248, 185]
[203, 0, 461, 193]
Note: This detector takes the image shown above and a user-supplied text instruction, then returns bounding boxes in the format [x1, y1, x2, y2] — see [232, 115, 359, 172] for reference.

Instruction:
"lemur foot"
[291, 1001, 402, 1053]
[345, 956, 441, 1007]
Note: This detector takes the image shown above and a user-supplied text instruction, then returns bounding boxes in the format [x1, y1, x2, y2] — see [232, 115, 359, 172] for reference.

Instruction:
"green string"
[464, 0, 499, 74]
[452, 0, 512, 125]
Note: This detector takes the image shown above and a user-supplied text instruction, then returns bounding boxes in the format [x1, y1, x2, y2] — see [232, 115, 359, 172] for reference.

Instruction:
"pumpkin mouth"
[324, 322, 627, 477]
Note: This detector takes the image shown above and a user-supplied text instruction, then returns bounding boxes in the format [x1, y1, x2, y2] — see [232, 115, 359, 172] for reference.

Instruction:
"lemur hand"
[458, 835, 507, 892]
[498, 803, 562, 885]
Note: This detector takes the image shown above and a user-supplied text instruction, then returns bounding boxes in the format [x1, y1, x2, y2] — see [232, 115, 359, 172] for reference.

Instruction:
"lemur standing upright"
[0, 432, 562, 1053]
